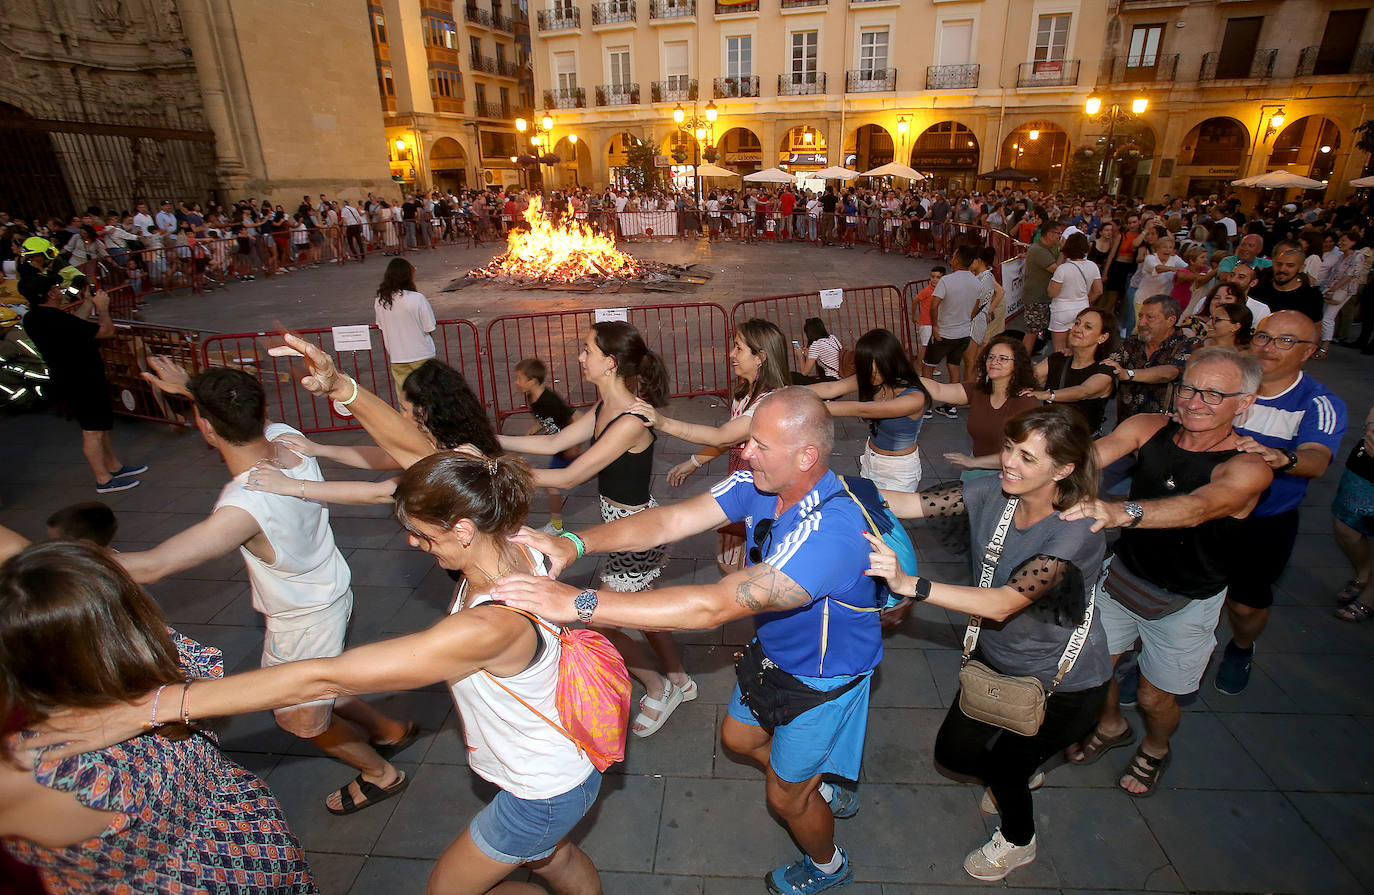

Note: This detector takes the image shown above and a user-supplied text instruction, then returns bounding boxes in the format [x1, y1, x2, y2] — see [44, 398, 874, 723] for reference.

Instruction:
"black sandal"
[326, 771, 409, 815]
[1068, 722, 1135, 765]
[1120, 747, 1170, 799]
[372, 722, 421, 761]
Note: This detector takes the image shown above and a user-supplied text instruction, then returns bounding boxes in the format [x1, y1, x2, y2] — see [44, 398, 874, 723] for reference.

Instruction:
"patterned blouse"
[1110, 329, 1199, 419]
[6, 631, 317, 895]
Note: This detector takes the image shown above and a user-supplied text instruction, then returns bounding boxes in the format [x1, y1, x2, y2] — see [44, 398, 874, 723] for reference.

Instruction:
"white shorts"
[860, 443, 922, 492]
[1049, 299, 1090, 333]
[918, 324, 933, 347]
[262, 592, 353, 737]
[1097, 577, 1224, 696]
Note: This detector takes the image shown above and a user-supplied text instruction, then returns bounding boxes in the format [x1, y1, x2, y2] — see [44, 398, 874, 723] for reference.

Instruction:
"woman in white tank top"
[34, 454, 606, 895]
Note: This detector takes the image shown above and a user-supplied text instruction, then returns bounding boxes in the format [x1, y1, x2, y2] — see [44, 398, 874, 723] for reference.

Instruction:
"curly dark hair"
[402, 359, 501, 455]
[974, 332, 1037, 395]
[376, 257, 417, 309]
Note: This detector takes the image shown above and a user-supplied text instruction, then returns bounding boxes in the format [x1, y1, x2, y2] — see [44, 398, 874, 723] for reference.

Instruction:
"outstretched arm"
[244, 463, 398, 505]
[1060, 451, 1273, 531]
[117, 506, 262, 584]
[826, 390, 925, 420]
[805, 376, 859, 401]
[920, 377, 969, 407]
[500, 411, 595, 456]
[628, 399, 752, 450]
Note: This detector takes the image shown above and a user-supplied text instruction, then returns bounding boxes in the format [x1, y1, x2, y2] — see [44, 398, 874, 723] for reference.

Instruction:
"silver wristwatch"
[574, 588, 598, 623]
[1122, 501, 1144, 528]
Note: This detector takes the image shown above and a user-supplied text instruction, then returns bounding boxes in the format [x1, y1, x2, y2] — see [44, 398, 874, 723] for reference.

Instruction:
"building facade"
[368, 0, 537, 195]
[526, 0, 1373, 202]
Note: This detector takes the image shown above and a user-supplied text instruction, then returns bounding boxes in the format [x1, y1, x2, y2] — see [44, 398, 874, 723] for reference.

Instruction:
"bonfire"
[468, 197, 643, 283]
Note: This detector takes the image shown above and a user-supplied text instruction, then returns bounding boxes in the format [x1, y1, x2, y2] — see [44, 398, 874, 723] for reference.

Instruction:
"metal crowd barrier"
[100, 320, 205, 426]
[731, 285, 913, 355]
[485, 302, 733, 424]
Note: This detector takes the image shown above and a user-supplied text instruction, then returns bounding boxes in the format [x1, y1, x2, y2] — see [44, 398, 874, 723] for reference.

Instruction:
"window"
[790, 31, 818, 82]
[425, 17, 458, 49]
[1127, 24, 1163, 66]
[373, 13, 387, 45]
[499, 86, 511, 109]
[608, 47, 631, 86]
[431, 69, 462, 98]
[475, 82, 487, 106]
[378, 66, 395, 96]
[1034, 13, 1070, 62]
[726, 35, 752, 78]
[496, 43, 507, 66]
[938, 19, 972, 65]
[481, 131, 517, 158]
[859, 29, 888, 76]
[664, 40, 690, 90]
[554, 0, 574, 13]
[470, 36, 482, 59]
[555, 51, 578, 90]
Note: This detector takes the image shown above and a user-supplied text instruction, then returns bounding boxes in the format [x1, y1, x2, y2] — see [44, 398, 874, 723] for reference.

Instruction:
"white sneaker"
[540, 522, 564, 535]
[979, 770, 1045, 814]
[964, 829, 1036, 881]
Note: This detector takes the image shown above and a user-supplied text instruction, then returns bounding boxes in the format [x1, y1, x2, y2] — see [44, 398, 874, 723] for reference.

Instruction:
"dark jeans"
[1227, 508, 1300, 609]
[935, 679, 1108, 845]
[345, 224, 365, 258]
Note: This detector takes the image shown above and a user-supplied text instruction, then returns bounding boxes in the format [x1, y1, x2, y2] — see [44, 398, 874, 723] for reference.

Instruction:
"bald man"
[494, 387, 882, 894]
[1219, 311, 1346, 693]
[1218, 233, 1272, 279]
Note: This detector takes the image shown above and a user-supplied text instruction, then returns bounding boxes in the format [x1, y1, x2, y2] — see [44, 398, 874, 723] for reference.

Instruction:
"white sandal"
[679, 677, 698, 702]
[631, 680, 685, 738]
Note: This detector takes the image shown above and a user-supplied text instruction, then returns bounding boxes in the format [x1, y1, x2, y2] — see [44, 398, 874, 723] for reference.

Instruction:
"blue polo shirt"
[711, 470, 882, 677]
[1235, 372, 1347, 516]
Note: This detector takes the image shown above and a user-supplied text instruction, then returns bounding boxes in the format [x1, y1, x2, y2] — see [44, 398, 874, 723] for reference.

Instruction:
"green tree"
[623, 139, 658, 192]
[1355, 119, 1374, 156]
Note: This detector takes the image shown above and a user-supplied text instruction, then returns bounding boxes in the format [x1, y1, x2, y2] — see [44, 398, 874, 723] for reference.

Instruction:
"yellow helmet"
[20, 237, 57, 259]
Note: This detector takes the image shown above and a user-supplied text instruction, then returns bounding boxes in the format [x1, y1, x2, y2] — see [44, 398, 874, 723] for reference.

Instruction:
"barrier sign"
[594, 307, 629, 323]
[331, 325, 373, 352]
[819, 288, 844, 309]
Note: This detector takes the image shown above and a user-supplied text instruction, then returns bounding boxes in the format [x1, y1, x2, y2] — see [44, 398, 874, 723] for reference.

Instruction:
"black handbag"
[733, 638, 865, 728]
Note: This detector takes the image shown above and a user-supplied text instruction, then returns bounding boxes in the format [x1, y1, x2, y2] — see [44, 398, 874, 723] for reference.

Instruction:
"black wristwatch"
[912, 577, 933, 602]
[1275, 448, 1299, 473]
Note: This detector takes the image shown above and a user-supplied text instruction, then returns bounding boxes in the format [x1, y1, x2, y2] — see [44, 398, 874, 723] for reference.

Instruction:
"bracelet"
[300, 479, 307, 499]
[142, 683, 170, 730]
[558, 529, 586, 559]
[179, 682, 193, 725]
[338, 376, 360, 406]
[1048, 390, 1056, 404]
[689, 455, 702, 469]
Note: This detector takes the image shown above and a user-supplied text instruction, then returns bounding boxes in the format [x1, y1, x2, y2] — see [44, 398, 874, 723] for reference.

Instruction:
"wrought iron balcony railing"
[1016, 59, 1079, 87]
[713, 75, 759, 98]
[1199, 48, 1276, 80]
[543, 86, 586, 108]
[778, 72, 826, 95]
[1296, 42, 1374, 77]
[591, 0, 636, 25]
[536, 7, 580, 30]
[649, 0, 695, 16]
[1110, 53, 1179, 83]
[845, 68, 895, 92]
[651, 79, 698, 102]
[594, 83, 640, 106]
[925, 63, 978, 90]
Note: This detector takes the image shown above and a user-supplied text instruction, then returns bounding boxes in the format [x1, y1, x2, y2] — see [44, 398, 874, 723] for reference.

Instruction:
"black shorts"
[924, 336, 971, 366]
[65, 387, 114, 432]
[1227, 509, 1300, 609]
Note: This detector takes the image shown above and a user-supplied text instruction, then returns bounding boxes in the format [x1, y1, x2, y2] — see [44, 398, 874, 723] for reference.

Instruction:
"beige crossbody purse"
[957, 498, 1095, 736]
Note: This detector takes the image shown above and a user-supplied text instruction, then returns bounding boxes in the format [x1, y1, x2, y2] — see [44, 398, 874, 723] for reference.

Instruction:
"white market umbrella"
[1232, 170, 1324, 189]
[861, 162, 925, 181]
[742, 167, 797, 183]
[814, 166, 861, 181]
[1350, 175, 1374, 188]
[696, 163, 739, 178]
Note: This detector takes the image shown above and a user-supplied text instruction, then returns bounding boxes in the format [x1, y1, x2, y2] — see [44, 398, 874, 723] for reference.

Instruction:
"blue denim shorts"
[468, 769, 601, 864]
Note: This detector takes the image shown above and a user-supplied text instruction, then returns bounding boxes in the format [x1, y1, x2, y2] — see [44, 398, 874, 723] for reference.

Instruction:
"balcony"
[492, 12, 515, 30]
[470, 54, 497, 73]
[777, 72, 826, 95]
[651, 79, 697, 102]
[1016, 59, 1080, 87]
[780, 0, 826, 7]
[1296, 42, 1374, 77]
[1198, 48, 1276, 80]
[595, 83, 640, 105]
[715, 0, 757, 12]
[426, 43, 461, 65]
[1110, 53, 1179, 83]
[544, 86, 586, 108]
[845, 68, 895, 92]
[591, 0, 636, 24]
[714, 75, 759, 98]
[536, 7, 580, 30]
[925, 63, 979, 90]
[649, 0, 695, 17]
[473, 101, 511, 118]
[434, 96, 465, 114]
[496, 57, 523, 77]
[464, 5, 491, 27]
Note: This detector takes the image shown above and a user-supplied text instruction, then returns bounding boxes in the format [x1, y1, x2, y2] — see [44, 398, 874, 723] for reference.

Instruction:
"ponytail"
[592, 321, 669, 407]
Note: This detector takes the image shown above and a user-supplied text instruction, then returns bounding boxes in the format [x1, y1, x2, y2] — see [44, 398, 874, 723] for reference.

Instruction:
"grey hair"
[1141, 293, 1181, 320]
[757, 387, 834, 459]
[1187, 345, 1262, 394]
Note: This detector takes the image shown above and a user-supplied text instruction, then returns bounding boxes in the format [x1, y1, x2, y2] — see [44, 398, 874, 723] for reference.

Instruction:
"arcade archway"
[428, 137, 469, 193]
[998, 122, 1070, 187]
[845, 124, 894, 172]
[1267, 115, 1342, 184]
[910, 121, 980, 191]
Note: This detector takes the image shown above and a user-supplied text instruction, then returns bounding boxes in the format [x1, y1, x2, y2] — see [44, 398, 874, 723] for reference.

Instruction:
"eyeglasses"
[1207, 315, 1235, 325]
[985, 354, 1016, 364]
[747, 517, 775, 565]
[1251, 332, 1314, 351]
[1176, 384, 1244, 405]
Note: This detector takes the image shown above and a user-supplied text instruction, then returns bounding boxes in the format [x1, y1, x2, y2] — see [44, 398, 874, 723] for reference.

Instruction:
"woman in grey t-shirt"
[868, 406, 1110, 883]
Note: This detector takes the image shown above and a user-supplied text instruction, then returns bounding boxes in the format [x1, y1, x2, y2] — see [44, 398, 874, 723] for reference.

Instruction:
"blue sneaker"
[1214, 640, 1254, 695]
[95, 476, 140, 494]
[766, 848, 852, 895]
[826, 784, 858, 819]
[110, 463, 148, 478]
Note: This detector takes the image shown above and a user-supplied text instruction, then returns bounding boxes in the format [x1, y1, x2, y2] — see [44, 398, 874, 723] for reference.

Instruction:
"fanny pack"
[957, 498, 1095, 737]
[733, 638, 866, 728]
[1103, 555, 1193, 620]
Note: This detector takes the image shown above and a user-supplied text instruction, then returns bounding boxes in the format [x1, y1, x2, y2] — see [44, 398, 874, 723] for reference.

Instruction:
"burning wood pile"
[457, 197, 710, 293]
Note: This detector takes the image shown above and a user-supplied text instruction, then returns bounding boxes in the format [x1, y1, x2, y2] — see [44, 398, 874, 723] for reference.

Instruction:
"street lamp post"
[515, 114, 557, 194]
[672, 100, 718, 204]
[1084, 96, 1148, 194]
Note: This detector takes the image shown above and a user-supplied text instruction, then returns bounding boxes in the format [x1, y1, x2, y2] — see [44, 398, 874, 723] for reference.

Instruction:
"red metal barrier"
[199, 319, 484, 435]
[731, 284, 912, 355]
[484, 303, 733, 424]
[100, 321, 205, 426]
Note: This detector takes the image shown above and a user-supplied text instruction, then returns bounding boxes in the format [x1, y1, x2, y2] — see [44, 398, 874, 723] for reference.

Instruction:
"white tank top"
[449, 550, 595, 799]
[213, 423, 352, 631]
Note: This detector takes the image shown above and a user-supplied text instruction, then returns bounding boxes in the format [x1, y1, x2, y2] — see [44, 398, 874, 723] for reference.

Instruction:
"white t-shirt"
[1136, 253, 1187, 301]
[131, 212, 155, 237]
[374, 289, 437, 363]
[214, 423, 352, 630]
[1051, 259, 1101, 304]
[806, 335, 842, 378]
[932, 269, 981, 339]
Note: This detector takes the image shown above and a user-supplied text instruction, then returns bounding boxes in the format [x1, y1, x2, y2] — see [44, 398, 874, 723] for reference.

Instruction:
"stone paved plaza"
[2, 238, 1372, 894]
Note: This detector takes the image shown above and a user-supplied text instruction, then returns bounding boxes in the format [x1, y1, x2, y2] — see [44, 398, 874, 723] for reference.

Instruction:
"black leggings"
[934, 680, 1108, 846]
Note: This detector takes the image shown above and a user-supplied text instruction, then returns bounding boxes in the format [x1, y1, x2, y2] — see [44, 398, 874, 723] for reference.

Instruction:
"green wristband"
[558, 530, 585, 559]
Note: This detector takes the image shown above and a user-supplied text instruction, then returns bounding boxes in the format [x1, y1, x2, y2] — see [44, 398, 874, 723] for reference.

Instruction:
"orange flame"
[470, 197, 642, 281]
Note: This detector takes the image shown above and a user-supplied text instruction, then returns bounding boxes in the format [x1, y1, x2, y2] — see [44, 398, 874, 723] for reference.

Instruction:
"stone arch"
[1267, 115, 1344, 183]
[550, 136, 592, 189]
[605, 131, 646, 190]
[910, 120, 980, 190]
[716, 126, 763, 175]
[1177, 117, 1250, 168]
[777, 125, 828, 173]
[998, 120, 1071, 186]
[1101, 119, 1157, 198]
[428, 137, 469, 192]
[844, 123, 895, 172]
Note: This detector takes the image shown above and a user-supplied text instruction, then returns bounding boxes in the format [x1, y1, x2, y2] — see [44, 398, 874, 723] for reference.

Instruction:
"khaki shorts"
[1098, 575, 1224, 696]
[262, 594, 352, 737]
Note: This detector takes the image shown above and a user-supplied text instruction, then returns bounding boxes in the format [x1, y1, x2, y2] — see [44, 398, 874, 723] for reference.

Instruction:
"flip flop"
[371, 722, 421, 761]
[1067, 722, 1135, 766]
[326, 771, 409, 815]
[631, 680, 685, 738]
[1120, 747, 1171, 799]
[1336, 600, 1373, 622]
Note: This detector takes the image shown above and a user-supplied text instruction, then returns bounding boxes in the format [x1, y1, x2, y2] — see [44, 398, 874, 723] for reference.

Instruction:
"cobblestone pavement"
[2, 239, 1371, 894]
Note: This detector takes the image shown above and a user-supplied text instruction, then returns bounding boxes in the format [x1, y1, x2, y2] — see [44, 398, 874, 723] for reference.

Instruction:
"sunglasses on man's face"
[747, 517, 775, 565]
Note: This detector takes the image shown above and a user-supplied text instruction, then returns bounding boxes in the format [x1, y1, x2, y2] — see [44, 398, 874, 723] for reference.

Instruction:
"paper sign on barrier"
[819, 288, 844, 309]
[331, 325, 372, 352]
[595, 307, 629, 323]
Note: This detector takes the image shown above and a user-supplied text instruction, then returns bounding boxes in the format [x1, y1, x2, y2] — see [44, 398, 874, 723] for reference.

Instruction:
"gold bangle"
[338, 376, 359, 406]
